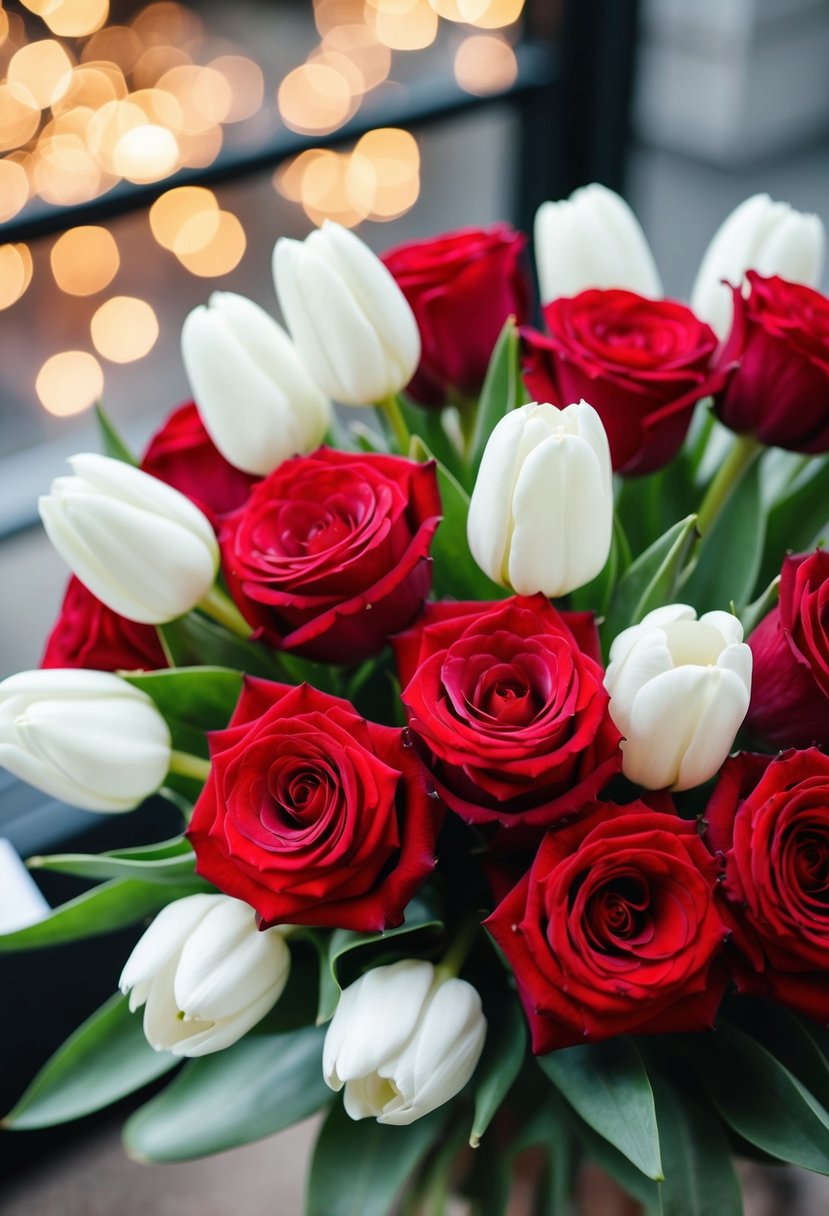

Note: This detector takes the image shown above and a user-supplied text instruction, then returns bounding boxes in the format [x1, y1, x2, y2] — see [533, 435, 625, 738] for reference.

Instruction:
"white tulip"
[0, 669, 170, 812]
[39, 453, 219, 625]
[120, 894, 291, 1056]
[323, 960, 486, 1127]
[691, 193, 825, 339]
[181, 292, 330, 476]
[534, 182, 662, 304]
[273, 220, 421, 406]
[604, 605, 752, 791]
[467, 400, 613, 598]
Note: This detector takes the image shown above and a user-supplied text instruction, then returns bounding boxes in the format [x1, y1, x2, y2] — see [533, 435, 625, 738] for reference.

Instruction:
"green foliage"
[95, 403, 138, 465]
[602, 515, 698, 648]
[157, 614, 285, 680]
[27, 835, 196, 885]
[468, 317, 524, 480]
[469, 993, 527, 1146]
[650, 1073, 743, 1216]
[569, 513, 632, 618]
[758, 453, 829, 589]
[681, 457, 764, 612]
[125, 667, 242, 759]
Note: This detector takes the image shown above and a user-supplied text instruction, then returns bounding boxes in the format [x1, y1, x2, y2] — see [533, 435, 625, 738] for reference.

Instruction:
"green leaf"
[124, 666, 242, 759]
[758, 454, 829, 589]
[0, 877, 205, 953]
[726, 1003, 829, 1115]
[650, 1073, 742, 1216]
[568, 1106, 659, 1209]
[681, 457, 764, 612]
[123, 1024, 330, 1162]
[469, 317, 523, 479]
[570, 513, 632, 618]
[306, 1098, 444, 1216]
[739, 575, 780, 637]
[470, 994, 527, 1146]
[95, 402, 138, 465]
[28, 835, 196, 885]
[538, 1038, 662, 1181]
[602, 515, 698, 646]
[616, 452, 698, 559]
[3, 994, 177, 1130]
[692, 1023, 829, 1173]
[158, 613, 284, 680]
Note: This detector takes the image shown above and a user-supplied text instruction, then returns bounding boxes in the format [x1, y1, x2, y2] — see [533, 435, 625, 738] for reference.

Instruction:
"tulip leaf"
[306, 1099, 445, 1216]
[739, 575, 780, 637]
[124, 666, 243, 759]
[691, 1022, 829, 1173]
[2, 993, 178, 1130]
[0, 876, 206, 953]
[565, 1103, 659, 1208]
[650, 1073, 742, 1216]
[721, 1005, 829, 1123]
[470, 993, 527, 1146]
[616, 450, 698, 558]
[757, 453, 829, 590]
[680, 457, 765, 613]
[123, 1024, 330, 1162]
[95, 403, 139, 465]
[27, 835, 196, 885]
[602, 514, 698, 647]
[157, 613, 285, 681]
[538, 1038, 663, 1181]
[469, 317, 524, 480]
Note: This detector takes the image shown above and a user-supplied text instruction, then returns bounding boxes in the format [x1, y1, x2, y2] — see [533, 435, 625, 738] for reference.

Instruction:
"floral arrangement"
[2, 185, 829, 1214]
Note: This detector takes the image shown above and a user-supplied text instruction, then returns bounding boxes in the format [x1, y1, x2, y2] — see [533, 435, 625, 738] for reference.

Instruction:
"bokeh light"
[0, 158, 30, 221]
[366, 0, 439, 51]
[278, 61, 356, 135]
[91, 296, 159, 362]
[149, 184, 219, 249]
[36, 351, 104, 417]
[0, 244, 33, 310]
[113, 123, 179, 182]
[174, 210, 246, 276]
[348, 126, 420, 219]
[454, 33, 517, 95]
[50, 226, 120, 295]
[81, 24, 142, 73]
[0, 83, 41, 151]
[43, 0, 110, 39]
[208, 55, 264, 122]
[458, 0, 524, 27]
[8, 39, 74, 109]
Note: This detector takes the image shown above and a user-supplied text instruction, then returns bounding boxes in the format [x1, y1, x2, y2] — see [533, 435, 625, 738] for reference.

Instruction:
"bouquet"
[2, 185, 829, 1215]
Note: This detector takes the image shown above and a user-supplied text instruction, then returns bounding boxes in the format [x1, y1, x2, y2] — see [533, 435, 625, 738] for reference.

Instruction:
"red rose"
[522, 290, 720, 475]
[705, 748, 829, 1020]
[383, 226, 531, 407]
[746, 551, 829, 748]
[392, 596, 621, 832]
[486, 802, 728, 1053]
[141, 402, 257, 521]
[41, 576, 167, 672]
[713, 273, 829, 453]
[220, 449, 441, 663]
[187, 678, 440, 931]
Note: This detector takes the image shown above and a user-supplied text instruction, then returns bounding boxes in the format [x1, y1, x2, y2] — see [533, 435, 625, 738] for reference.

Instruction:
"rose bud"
[523, 291, 720, 476]
[0, 669, 170, 812]
[273, 220, 421, 406]
[533, 182, 662, 305]
[181, 292, 330, 477]
[41, 576, 168, 673]
[119, 894, 291, 1056]
[39, 453, 219, 625]
[467, 400, 612, 599]
[712, 273, 829, 453]
[691, 192, 824, 339]
[485, 802, 728, 1052]
[746, 551, 829, 748]
[604, 605, 752, 791]
[382, 225, 532, 407]
[323, 960, 486, 1126]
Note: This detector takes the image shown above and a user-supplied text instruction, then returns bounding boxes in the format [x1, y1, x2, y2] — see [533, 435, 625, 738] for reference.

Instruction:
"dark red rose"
[220, 448, 441, 663]
[392, 596, 621, 832]
[383, 225, 531, 408]
[141, 402, 257, 521]
[187, 678, 440, 931]
[41, 576, 167, 672]
[486, 801, 728, 1053]
[713, 273, 829, 453]
[746, 551, 829, 748]
[705, 748, 829, 1020]
[522, 290, 720, 475]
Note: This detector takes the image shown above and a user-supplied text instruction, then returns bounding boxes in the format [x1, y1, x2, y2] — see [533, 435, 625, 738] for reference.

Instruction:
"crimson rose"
[383, 225, 531, 408]
[41, 576, 167, 672]
[393, 596, 621, 832]
[187, 678, 440, 931]
[220, 449, 441, 663]
[141, 402, 257, 521]
[747, 550, 829, 748]
[486, 802, 728, 1052]
[705, 748, 829, 1020]
[522, 290, 720, 475]
[713, 273, 829, 452]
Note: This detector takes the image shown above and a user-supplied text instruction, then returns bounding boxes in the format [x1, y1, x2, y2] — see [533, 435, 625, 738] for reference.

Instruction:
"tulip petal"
[119, 894, 221, 997]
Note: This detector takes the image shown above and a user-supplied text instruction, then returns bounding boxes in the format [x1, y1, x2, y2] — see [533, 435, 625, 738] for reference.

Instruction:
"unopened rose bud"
[119, 894, 291, 1056]
[0, 668, 171, 812]
[39, 453, 219, 624]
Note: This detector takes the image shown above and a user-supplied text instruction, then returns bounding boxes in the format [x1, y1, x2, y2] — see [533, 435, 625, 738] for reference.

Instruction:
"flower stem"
[696, 434, 762, 537]
[168, 750, 211, 783]
[435, 913, 480, 983]
[378, 394, 411, 455]
[197, 586, 252, 639]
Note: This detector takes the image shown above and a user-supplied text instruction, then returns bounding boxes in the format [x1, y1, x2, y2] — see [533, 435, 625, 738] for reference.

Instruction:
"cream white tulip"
[0, 669, 171, 812]
[604, 605, 752, 791]
[120, 894, 291, 1057]
[39, 453, 219, 625]
[181, 292, 330, 476]
[467, 400, 613, 598]
[323, 960, 486, 1127]
[691, 193, 825, 339]
[534, 182, 662, 304]
[273, 220, 420, 406]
